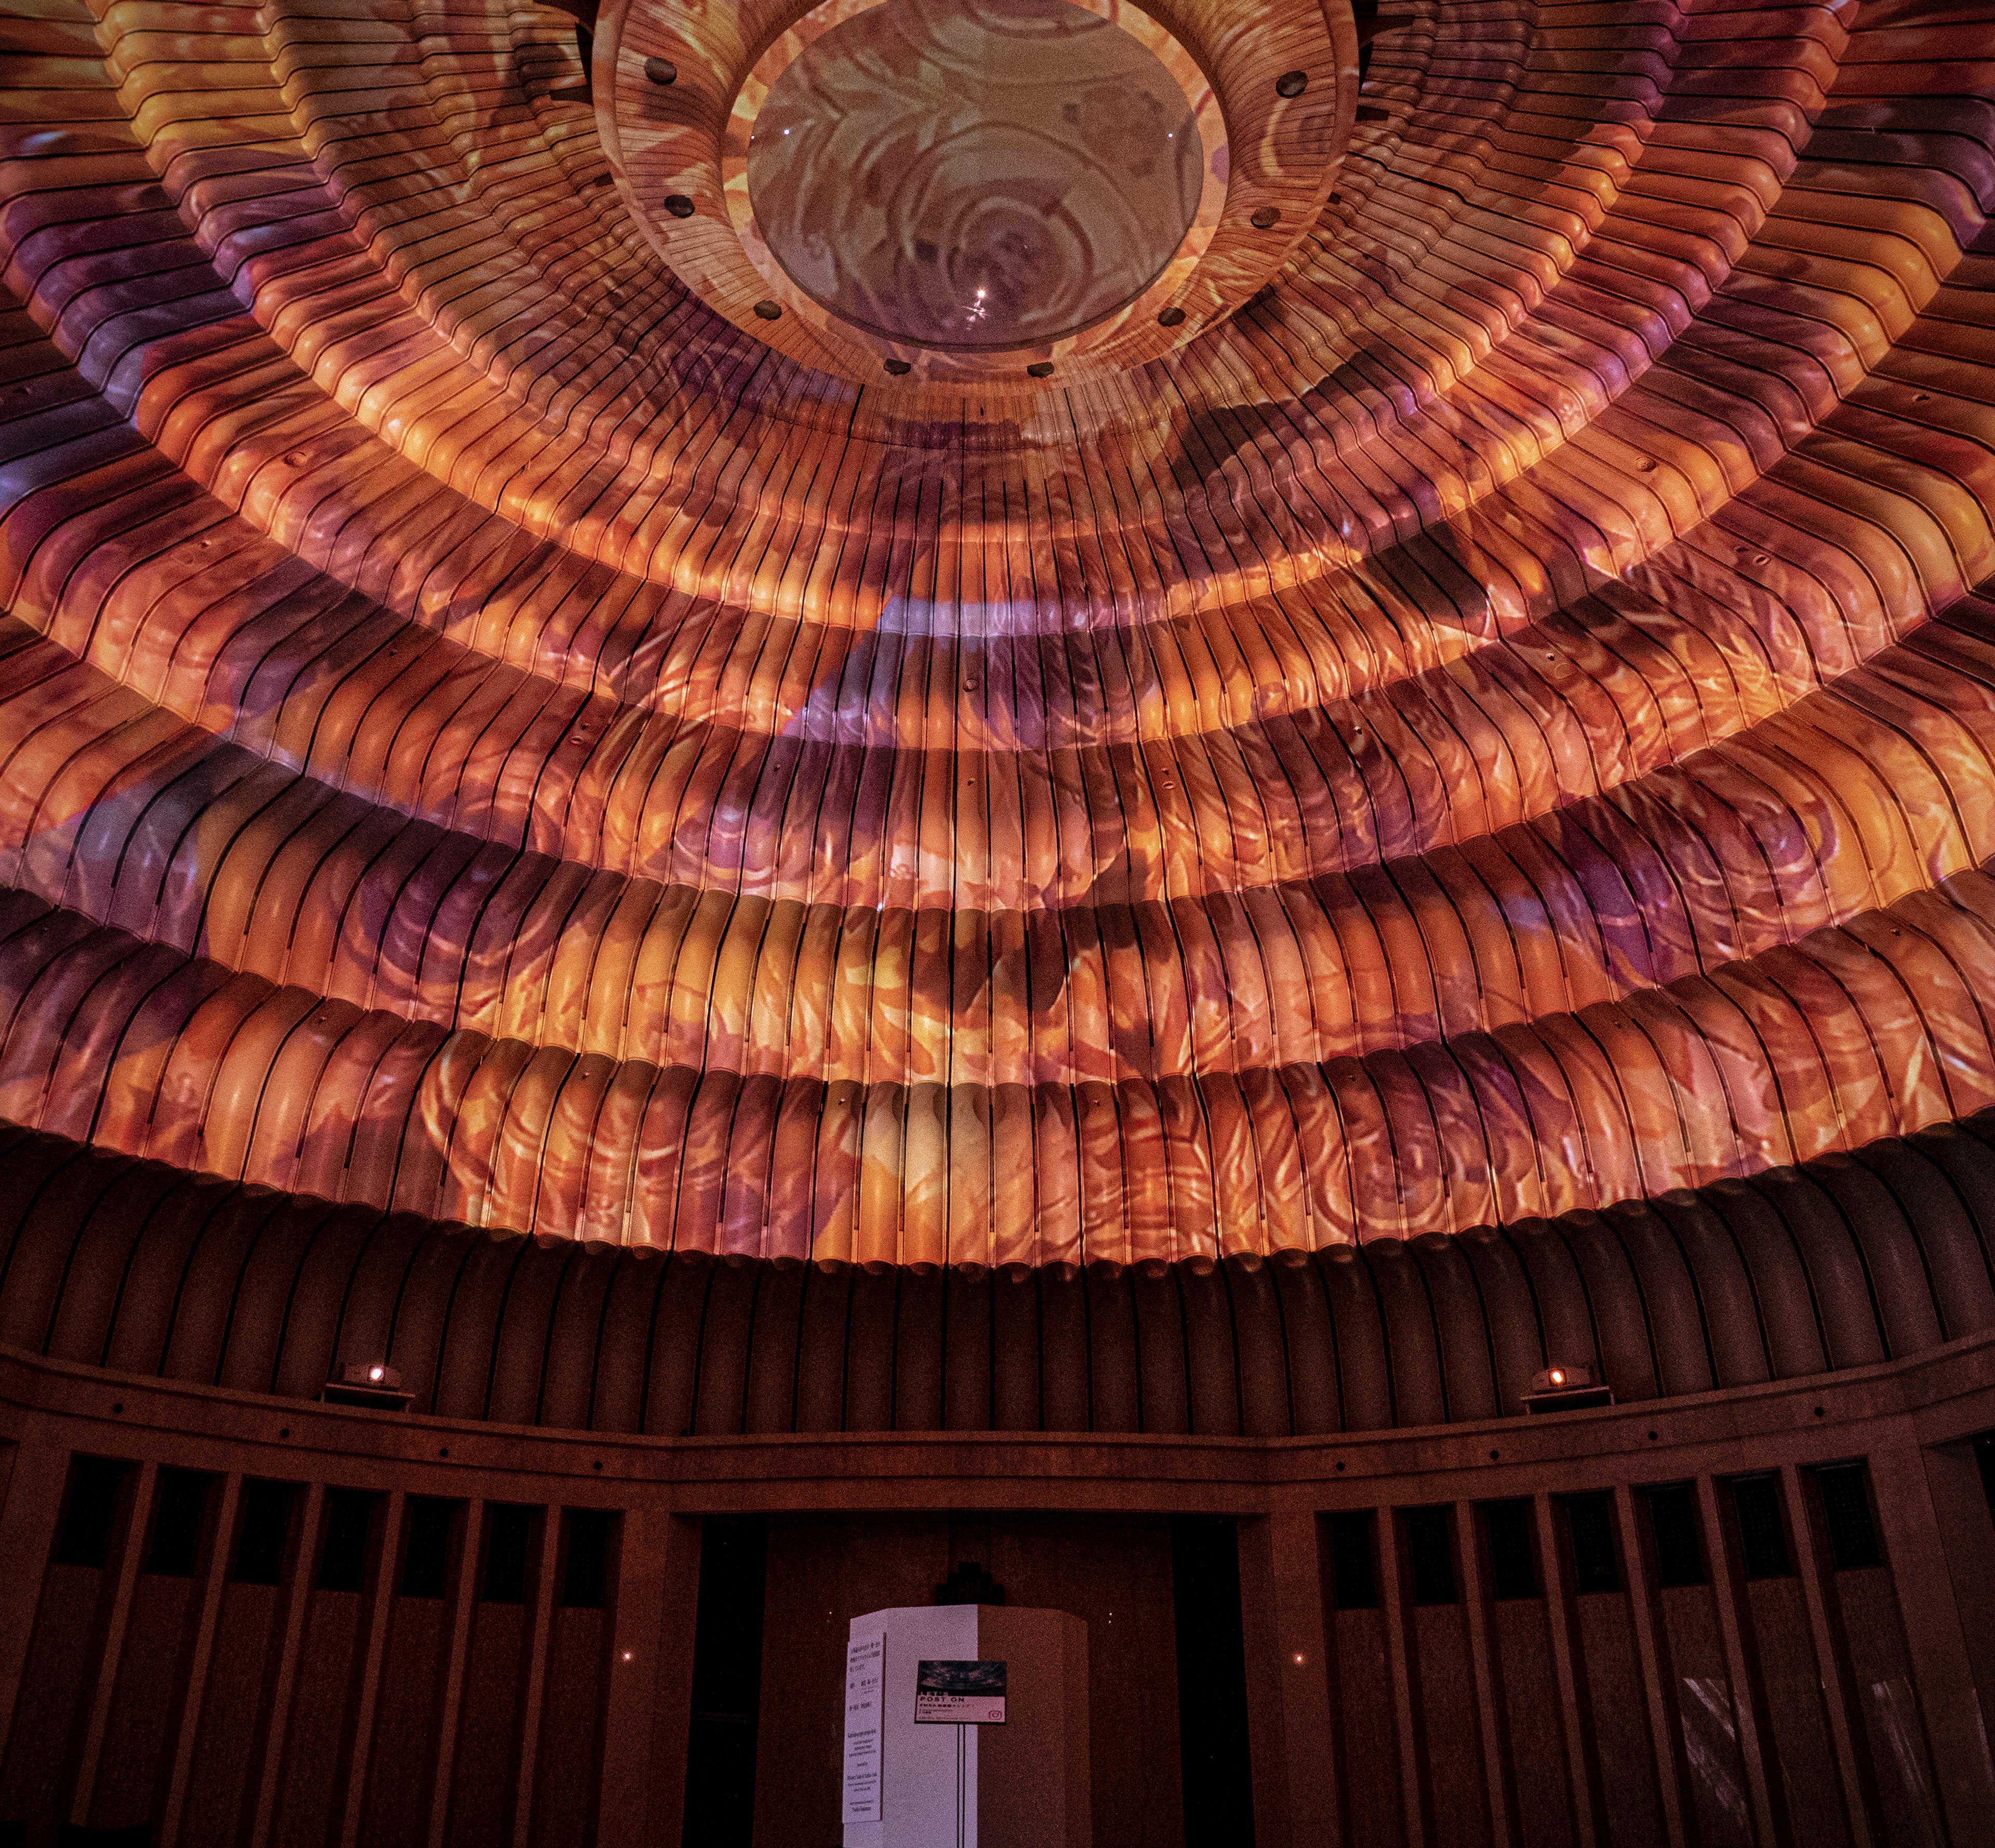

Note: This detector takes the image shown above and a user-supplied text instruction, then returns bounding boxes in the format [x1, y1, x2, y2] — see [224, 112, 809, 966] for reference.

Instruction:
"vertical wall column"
[1693, 1474, 1781, 1847]
[1867, 1443, 1995, 1845]
[0, 1442, 68, 1745]
[510, 1502, 563, 1848]
[336, 1489, 406, 1848]
[1779, 1464, 1874, 1848]
[1374, 1505, 1427, 1848]
[1610, 1484, 1687, 1848]
[427, 1497, 486, 1848]
[66, 1458, 157, 1830]
[599, 1509, 702, 1848]
[248, 1480, 326, 1848]
[1238, 1510, 1340, 1847]
[1919, 1438, 1995, 1764]
[1453, 1502, 1513, 1848]
[157, 1472, 242, 1848]
[1533, 1494, 1599, 1848]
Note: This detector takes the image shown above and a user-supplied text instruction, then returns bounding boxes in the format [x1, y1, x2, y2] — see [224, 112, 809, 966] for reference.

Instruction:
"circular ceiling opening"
[744, 0, 1202, 351]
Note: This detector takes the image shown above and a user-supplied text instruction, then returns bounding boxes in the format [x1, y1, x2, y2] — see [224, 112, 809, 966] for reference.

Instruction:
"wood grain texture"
[1, 0, 1992, 1262]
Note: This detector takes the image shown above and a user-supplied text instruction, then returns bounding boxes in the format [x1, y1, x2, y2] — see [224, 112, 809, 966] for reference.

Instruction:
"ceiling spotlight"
[663, 194, 695, 219]
[1275, 69, 1309, 98]
[1026, 361, 1055, 379]
[1251, 206, 1281, 231]
[643, 57, 676, 85]
[1158, 305, 1187, 327]
[753, 300, 783, 320]
[884, 358, 912, 376]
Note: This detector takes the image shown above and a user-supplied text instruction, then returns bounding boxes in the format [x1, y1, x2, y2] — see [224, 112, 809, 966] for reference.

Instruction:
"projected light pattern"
[0, 0, 1991, 1266]
[744, 0, 1203, 349]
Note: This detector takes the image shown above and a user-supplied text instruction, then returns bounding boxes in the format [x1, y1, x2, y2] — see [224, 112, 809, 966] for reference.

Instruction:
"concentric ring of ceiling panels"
[0, 0, 1991, 1265]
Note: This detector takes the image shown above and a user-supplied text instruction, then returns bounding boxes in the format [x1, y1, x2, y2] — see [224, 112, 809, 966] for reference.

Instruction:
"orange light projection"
[0, 0, 1991, 1270]
[743, 0, 1204, 349]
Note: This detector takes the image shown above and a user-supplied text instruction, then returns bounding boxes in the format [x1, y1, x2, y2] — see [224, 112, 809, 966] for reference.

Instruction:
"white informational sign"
[844, 1604, 979, 1847]
[913, 1660, 1007, 1724]
[843, 1629, 885, 1824]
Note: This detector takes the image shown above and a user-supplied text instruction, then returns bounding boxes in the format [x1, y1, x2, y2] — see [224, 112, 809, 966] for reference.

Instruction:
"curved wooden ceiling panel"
[1, 0, 1992, 1266]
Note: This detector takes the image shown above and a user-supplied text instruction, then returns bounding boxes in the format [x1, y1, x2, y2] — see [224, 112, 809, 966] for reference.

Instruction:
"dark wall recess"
[54, 1457, 129, 1569]
[1402, 1507, 1456, 1605]
[401, 1496, 457, 1598]
[1482, 1499, 1538, 1600]
[562, 1508, 613, 1608]
[1562, 1493, 1619, 1594]
[482, 1504, 533, 1602]
[1171, 1516, 1256, 1844]
[1730, 1476, 1792, 1579]
[1326, 1510, 1378, 1609]
[145, 1469, 212, 1576]
[1644, 1484, 1705, 1588]
[682, 1519, 769, 1848]
[318, 1488, 378, 1592]
[231, 1479, 297, 1584]
[1812, 1464, 1882, 1570]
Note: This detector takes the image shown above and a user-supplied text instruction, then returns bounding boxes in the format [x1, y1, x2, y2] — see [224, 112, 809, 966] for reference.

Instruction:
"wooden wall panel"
[1656, 1586, 1753, 1848]
[275, 1592, 365, 1848]
[0, 1563, 110, 1836]
[361, 1598, 453, 1848]
[1488, 1602, 1576, 1848]
[183, 1583, 289, 1848]
[0, 1324, 1986, 1847]
[446, 1596, 530, 1848]
[530, 1605, 608, 1848]
[1573, 1593, 1668, 1848]
[89, 1572, 195, 1829]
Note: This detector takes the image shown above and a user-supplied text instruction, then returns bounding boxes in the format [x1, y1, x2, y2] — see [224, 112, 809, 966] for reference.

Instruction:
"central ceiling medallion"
[602, 0, 1358, 392]
[739, 0, 1206, 353]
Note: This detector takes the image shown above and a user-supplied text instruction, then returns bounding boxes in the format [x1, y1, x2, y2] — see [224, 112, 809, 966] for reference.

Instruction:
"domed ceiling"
[0, 0, 1990, 1267]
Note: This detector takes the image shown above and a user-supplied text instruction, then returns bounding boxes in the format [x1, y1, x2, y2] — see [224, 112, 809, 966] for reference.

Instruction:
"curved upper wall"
[0, 0, 1991, 1266]
[3, 1107, 1994, 1435]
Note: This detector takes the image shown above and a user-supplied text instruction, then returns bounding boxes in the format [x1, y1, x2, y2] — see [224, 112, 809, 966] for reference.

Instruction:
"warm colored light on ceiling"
[0, 0, 1989, 1276]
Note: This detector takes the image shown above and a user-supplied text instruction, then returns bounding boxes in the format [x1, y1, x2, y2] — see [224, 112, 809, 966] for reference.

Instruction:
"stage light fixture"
[1523, 1363, 1614, 1415]
[322, 1361, 414, 1411]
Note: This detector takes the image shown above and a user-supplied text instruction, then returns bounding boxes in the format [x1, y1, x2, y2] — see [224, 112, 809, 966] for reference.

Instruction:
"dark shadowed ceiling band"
[3, 1111, 1993, 1435]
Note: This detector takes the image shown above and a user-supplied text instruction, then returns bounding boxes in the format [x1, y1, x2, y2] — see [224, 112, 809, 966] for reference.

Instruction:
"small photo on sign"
[914, 1659, 1007, 1724]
